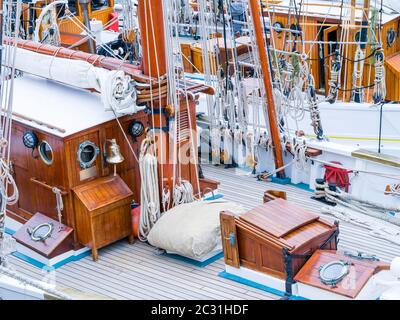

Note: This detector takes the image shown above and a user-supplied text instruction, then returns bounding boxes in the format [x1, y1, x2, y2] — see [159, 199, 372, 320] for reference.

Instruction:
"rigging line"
[219, 0, 230, 97]
[259, 0, 275, 83]
[3, 0, 21, 162]
[146, 0, 164, 193]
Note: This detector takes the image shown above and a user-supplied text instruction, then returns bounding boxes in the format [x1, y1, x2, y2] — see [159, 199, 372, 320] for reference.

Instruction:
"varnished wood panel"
[220, 199, 338, 280]
[73, 175, 133, 260]
[294, 250, 389, 298]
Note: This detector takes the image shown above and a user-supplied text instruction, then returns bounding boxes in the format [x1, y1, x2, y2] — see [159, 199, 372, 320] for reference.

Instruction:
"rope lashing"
[351, 46, 365, 103]
[52, 187, 64, 229]
[327, 50, 341, 104]
[373, 49, 386, 104]
[138, 137, 160, 242]
[172, 180, 194, 207]
[306, 73, 324, 139]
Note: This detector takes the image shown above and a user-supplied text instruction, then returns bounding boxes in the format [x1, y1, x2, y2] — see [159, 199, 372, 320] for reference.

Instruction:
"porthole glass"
[318, 260, 350, 286]
[290, 23, 301, 37]
[273, 22, 283, 34]
[38, 141, 54, 165]
[77, 140, 99, 169]
[354, 31, 360, 42]
[387, 28, 396, 48]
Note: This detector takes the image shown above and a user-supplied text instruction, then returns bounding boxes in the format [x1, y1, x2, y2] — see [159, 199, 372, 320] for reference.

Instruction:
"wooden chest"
[72, 175, 134, 261]
[220, 198, 338, 288]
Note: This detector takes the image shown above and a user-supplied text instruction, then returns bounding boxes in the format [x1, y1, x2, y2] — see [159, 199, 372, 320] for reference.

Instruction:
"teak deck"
[7, 165, 400, 300]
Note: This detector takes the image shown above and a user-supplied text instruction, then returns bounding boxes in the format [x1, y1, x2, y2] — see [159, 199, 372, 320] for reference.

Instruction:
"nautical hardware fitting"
[272, 21, 283, 34]
[318, 260, 352, 287]
[128, 120, 145, 142]
[27, 222, 54, 242]
[38, 141, 54, 165]
[22, 130, 39, 158]
[373, 49, 386, 104]
[344, 250, 379, 261]
[103, 139, 124, 176]
[77, 140, 100, 169]
[327, 50, 341, 104]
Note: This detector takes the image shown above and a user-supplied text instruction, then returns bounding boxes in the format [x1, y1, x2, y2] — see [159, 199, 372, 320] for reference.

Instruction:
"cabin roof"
[9, 74, 118, 138]
[265, 0, 400, 24]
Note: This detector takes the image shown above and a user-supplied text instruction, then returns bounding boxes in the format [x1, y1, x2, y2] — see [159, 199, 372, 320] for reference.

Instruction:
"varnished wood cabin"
[265, 0, 400, 102]
[7, 73, 206, 251]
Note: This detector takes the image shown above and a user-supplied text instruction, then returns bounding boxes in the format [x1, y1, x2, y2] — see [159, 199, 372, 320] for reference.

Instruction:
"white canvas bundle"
[147, 199, 246, 260]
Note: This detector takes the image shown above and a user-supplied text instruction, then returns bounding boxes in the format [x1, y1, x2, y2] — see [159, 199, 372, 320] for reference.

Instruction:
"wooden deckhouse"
[7, 0, 217, 260]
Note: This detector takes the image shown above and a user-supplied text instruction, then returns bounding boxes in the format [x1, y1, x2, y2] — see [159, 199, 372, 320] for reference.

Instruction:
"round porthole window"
[387, 28, 396, 48]
[273, 21, 284, 34]
[38, 141, 54, 165]
[290, 23, 301, 37]
[318, 260, 350, 287]
[77, 140, 99, 169]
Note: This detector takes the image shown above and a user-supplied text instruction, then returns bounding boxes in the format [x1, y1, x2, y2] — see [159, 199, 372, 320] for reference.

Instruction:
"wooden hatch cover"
[239, 198, 319, 238]
[294, 250, 389, 299]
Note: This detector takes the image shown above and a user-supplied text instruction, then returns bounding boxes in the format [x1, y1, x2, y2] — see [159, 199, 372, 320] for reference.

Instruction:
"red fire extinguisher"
[131, 201, 140, 238]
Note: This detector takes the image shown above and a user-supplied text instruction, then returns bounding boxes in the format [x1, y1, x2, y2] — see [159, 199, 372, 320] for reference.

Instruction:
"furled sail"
[2, 46, 141, 114]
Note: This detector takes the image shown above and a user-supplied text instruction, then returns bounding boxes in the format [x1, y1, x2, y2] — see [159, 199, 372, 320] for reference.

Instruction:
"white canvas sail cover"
[3, 46, 140, 114]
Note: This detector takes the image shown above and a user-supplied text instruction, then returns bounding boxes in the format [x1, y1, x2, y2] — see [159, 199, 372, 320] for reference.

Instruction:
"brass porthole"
[38, 140, 54, 165]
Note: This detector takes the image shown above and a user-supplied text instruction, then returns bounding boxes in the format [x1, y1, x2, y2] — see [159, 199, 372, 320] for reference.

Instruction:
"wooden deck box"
[12, 212, 74, 259]
[220, 198, 338, 289]
[72, 174, 134, 261]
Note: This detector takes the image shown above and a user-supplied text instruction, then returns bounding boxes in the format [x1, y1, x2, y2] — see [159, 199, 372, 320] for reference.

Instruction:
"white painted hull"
[0, 274, 49, 300]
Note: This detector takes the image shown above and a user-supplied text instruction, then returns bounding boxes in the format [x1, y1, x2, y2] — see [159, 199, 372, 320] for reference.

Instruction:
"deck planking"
[7, 164, 400, 299]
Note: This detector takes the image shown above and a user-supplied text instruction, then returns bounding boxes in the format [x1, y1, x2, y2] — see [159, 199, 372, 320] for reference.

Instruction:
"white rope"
[52, 187, 64, 227]
[321, 206, 400, 246]
[172, 180, 194, 207]
[138, 138, 160, 242]
[351, 46, 365, 103]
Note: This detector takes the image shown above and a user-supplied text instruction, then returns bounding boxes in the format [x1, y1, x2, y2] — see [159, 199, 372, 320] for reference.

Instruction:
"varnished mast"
[248, 0, 285, 178]
[137, 0, 166, 78]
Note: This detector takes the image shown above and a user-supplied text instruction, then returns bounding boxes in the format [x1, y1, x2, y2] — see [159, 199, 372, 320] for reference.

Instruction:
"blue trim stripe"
[5, 227, 90, 270]
[204, 194, 224, 201]
[218, 271, 308, 300]
[164, 252, 224, 268]
[290, 182, 314, 193]
[5, 227, 16, 235]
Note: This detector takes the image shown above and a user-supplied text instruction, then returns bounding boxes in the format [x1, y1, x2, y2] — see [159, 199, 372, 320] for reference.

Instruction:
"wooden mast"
[137, 0, 166, 78]
[248, 0, 285, 178]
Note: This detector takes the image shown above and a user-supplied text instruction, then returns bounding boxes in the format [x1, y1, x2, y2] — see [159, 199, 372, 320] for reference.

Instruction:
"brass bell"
[104, 139, 124, 176]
